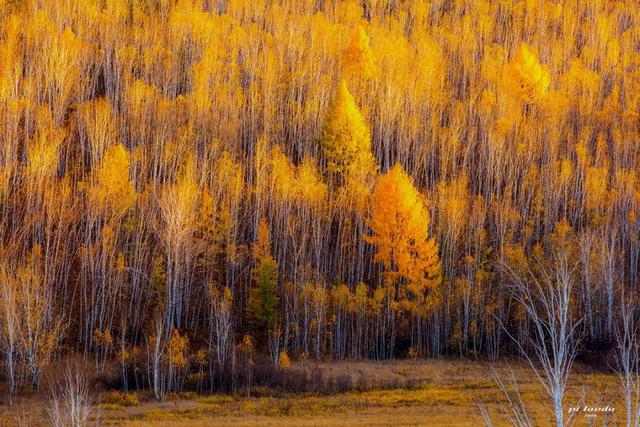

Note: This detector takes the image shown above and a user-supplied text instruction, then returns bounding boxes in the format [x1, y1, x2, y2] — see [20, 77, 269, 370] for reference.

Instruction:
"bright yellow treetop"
[254, 217, 272, 262]
[159, 157, 199, 246]
[343, 26, 377, 80]
[90, 143, 137, 218]
[320, 79, 376, 182]
[505, 43, 551, 104]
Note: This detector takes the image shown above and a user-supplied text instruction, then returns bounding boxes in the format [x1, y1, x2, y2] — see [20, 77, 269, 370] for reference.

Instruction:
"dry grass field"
[0, 359, 623, 426]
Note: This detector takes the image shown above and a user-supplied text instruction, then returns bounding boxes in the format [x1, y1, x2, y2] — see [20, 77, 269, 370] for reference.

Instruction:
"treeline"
[0, 0, 639, 399]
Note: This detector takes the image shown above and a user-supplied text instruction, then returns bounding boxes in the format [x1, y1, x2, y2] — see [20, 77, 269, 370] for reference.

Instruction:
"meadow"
[0, 360, 623, 426]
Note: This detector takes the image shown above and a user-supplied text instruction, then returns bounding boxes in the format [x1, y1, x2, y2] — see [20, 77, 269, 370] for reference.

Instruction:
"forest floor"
[0, 359, 623, 426]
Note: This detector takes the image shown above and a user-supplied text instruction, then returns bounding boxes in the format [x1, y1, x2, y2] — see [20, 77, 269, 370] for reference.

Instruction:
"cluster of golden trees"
[0, 0, 638, 396]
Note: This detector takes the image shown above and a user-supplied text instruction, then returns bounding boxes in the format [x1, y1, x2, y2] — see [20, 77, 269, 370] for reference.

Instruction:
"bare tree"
[0, 263, 18, 402]
[612, 290, 640, 427]
[148, 317, 167, 400]
[47, 360, 98, 427]
[476, 365, 533, 427]
[475, 399, 494, 427]
[208, 285, 234, 387]
[491, 366, 534, 427]
[502, 223, 582, 427]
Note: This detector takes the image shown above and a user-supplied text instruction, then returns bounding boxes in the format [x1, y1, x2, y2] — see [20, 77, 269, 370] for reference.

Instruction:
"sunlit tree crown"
[506, 43, 551, 104]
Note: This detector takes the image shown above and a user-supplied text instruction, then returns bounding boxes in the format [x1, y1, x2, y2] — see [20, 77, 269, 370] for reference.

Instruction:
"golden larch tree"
[320, 79, 376, 182]
[367, 164, 441, 290]
[343, 26, 377, 81]
[505, 43, 551, 105]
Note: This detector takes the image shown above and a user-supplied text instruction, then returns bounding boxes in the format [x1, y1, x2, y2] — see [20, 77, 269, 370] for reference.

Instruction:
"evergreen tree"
[247, 219, 279, 331]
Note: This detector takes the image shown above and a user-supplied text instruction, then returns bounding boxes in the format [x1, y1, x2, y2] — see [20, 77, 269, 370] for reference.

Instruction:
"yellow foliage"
[268, 145, 327, 206]
[320, 80, 376, 182]
[101, 390, 140, 407]
[167, 329, 189, 369]
[90, 143, 137, 218]
[27, 109, 65, 182]
[585, 166, 609, 215]
[93, 328, 113, 348]
[436, 173, 469, 244]
[505, 43, 551, 104]
[79, 98, 117, 165]
[560, 59, 601, 116]
[367, 164, 441, 290]
[343, 26, 377, 81]
[1, 0, 639, 382]
[159, 156, 200, 246]
[296, 156, 327, 205]
[278, 351, 291, 369]
[254, 218, 272, 262]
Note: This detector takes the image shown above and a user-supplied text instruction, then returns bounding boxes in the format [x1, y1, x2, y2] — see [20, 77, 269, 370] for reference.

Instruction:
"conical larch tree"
[320, 79, 377, 209]
[320, 79, 377, 284]
[343, 26, 378, 81]
[367, 163, 442, 356]
[367, 163, 441, 291]
[320, 79, 376, 182]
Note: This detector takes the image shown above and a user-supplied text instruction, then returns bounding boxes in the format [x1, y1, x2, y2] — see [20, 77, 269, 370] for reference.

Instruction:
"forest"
[0, 0, 639, 425]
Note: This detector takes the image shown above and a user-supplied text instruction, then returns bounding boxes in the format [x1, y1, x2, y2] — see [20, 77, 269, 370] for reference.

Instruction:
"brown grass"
[0, 360, 624, 426]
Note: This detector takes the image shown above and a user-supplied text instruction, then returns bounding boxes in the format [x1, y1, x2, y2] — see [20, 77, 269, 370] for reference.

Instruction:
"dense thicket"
[0, 0, 638, 397]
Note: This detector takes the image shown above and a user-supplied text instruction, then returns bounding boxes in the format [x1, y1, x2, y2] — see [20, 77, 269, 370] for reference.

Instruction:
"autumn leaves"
[505, 43, 551, 106]
[320, 28, 443, 355]
[367, 165, 441, 292]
